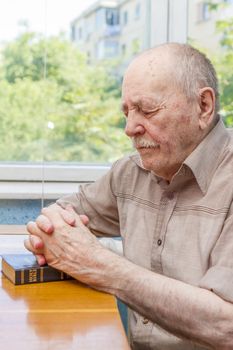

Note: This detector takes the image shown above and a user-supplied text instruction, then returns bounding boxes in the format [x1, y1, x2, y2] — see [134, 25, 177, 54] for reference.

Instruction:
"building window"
[95, 8, 105, 30]
[71, 25, 76, 41]
[85, 17, 93, 41]
[135, 3, 141, 20]
[122, 11, 128, 26]
[105, 40, 119, 58]
[96, 40, 118, 59]
[106, 8, 119, 26]
[121, 44, 126, 56]
[197, 2, 211, 22]
[78, 27, 83, 40]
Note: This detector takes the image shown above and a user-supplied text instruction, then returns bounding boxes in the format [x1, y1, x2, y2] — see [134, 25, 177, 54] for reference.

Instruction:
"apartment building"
[71, 0, 188, 69]
[71, 0, 233, 71]
[71, 1, 120, 63]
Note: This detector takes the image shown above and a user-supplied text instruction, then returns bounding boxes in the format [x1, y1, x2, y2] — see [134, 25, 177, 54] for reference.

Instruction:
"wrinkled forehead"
[122, 50, 174, 95]
[122, 52, 174, 103]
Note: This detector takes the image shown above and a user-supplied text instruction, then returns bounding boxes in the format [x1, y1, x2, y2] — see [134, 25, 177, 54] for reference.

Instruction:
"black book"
[1, 253, 73, 285]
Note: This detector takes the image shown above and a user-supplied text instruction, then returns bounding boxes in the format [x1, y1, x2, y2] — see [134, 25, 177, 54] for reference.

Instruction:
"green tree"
[0, 32, 131, 162]
[205, 1, 233, 126]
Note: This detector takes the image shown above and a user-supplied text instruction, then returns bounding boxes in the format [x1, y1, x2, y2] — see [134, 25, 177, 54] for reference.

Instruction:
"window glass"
[95, 8, 105, 31]
[0, 0, 130, 164]
[0, 0, 233, 166]
[106, 8, 119, 26]
[188, 0, 233, 127]
[123, 11, 128, 26]
[135, 3, 141, 20]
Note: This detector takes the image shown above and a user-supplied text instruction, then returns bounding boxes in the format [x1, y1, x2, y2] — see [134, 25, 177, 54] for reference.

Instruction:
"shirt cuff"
[199, 266, 233, 303]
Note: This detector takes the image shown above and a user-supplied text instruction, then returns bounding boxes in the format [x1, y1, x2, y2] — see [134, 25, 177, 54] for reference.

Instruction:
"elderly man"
[25, 43, 233, 349]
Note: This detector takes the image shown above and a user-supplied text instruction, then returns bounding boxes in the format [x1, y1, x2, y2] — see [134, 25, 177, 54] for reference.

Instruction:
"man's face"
[121, 56, 202, 181]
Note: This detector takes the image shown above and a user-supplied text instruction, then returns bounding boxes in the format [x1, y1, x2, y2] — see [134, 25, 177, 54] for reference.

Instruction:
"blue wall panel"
[0, 199, 52, 224]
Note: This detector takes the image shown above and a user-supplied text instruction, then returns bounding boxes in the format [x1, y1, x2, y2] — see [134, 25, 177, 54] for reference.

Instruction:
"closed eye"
[142, 109, 158, 118]
[142, 106, 165, 118]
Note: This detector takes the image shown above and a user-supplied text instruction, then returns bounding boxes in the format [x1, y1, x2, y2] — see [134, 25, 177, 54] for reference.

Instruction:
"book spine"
[15, 267, 72, 285]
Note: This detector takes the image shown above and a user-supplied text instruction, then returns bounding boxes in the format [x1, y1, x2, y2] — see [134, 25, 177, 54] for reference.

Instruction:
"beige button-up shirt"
[57, 120, 233, 350]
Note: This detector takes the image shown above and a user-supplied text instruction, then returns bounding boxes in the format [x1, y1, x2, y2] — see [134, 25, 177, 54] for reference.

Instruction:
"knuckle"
[41, 207, 49, 215]
[26, 221, 35, 233]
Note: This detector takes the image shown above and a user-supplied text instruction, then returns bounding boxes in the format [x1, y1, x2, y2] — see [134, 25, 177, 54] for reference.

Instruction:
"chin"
[140, 157, 154, 171]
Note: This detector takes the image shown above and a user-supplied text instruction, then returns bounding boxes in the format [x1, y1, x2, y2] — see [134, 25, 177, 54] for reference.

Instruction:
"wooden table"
[0, 227, 130, 350]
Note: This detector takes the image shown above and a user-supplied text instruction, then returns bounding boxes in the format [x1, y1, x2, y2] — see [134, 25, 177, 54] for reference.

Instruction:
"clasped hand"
[24, 204, 108, 288]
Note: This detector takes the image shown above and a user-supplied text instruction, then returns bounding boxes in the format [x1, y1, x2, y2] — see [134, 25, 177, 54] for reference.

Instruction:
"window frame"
[0, 163, 110, 199]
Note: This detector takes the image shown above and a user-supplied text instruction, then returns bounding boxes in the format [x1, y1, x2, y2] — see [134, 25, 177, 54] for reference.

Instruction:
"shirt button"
[167, 192, 174, 200]
[142, 317, 149, 324]
[157, 239, 162, 246]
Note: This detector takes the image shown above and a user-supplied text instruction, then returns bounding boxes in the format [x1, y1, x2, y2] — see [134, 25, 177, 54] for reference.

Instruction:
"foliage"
[190, 1, 233, 127]
[205, 1, 233, 127]
[0, 32, 131, 162]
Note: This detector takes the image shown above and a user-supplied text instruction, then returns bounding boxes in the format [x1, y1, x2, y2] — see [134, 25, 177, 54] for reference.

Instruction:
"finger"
[24, 235, 44, 255]
[60, 208, 76, 226]
[24, 237, 35, 253]
[36, 215, 54, 234]
[79, 214, 89, 226]
[27, 221, 46, 239]
[66, 205, 89, 226]
[23, 239, 46, 266]
[35, 254, 47, 266]
[29, 234, 44, 250]
[41, 206, 67, 227]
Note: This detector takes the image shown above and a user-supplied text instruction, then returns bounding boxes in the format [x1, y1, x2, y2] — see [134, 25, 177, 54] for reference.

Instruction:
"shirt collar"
[130, 118, 230, 194]
[184, 118, 230, 194]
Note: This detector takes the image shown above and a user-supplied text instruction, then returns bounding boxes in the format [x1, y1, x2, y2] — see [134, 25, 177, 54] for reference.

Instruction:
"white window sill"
[0, 163, 110, 199]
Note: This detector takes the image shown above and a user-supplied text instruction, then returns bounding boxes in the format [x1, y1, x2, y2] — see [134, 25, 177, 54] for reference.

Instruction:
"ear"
[198, 87, 215, 130]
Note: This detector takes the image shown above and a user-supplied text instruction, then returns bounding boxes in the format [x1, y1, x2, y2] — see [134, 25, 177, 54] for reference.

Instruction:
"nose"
[124, 111, 145, 137]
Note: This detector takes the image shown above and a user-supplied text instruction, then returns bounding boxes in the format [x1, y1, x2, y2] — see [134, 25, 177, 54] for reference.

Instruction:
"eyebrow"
[121, 97, 162, 111]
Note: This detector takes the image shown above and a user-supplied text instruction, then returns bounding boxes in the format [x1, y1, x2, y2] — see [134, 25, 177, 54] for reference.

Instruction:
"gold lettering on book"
[29, 269, 37, 283]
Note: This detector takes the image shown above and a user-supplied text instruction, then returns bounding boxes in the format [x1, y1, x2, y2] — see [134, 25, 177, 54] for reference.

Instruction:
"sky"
[0, 0, 97, 43]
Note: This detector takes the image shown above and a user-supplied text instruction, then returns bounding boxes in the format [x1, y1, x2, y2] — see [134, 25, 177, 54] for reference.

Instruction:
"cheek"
[145, 121, 169, 145]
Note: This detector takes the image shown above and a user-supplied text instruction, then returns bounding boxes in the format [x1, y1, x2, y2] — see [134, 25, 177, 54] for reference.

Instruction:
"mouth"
[132, 137, 160, 150]
[137, 145, 159, 149]
[136, 146, 160, 155]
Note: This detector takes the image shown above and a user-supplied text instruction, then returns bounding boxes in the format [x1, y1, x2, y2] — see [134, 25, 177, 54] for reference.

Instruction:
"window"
[78, 27, 83, 40]
[95, 8, 105, 30]
[197, 2, 211, 22]
[96, 40, 105, 59]
[85, 17, 93, 41]
[105, 40, 119, 58]
[122, 10, 128, 26]
[0, 0, 128, 166]
[0, 0, 232, 170]
[121, 43, 126, 56]
[96, 39, 119, 59]
[71, 24, 76, 41]
[135, 3, 141, 20]
[106, 8, 119, 26]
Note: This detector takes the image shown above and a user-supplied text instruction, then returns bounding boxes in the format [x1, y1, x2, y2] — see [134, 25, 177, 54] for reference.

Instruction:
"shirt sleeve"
[56, 160, 121, 237]
[198, 206, 233, 303]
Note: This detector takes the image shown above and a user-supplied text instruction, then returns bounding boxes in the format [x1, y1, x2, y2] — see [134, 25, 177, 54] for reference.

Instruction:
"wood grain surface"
[0, 231, 130, 350]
